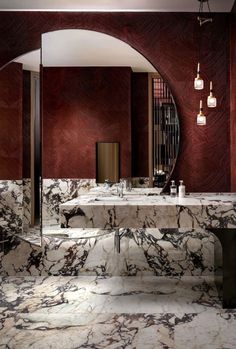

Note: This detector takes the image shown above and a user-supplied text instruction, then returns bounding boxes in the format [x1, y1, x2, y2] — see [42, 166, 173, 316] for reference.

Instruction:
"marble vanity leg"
[114, 229, 121, 253]
[209, 228, 236, 309]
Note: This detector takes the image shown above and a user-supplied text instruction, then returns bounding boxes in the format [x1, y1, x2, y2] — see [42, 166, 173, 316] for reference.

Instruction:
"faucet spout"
[117, 180, 124, 198]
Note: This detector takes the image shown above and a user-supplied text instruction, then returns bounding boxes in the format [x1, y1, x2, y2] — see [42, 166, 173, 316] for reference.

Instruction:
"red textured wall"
[23, 70, 31, 178]
[131, 73, 149, 177]
[231, 2, 236, 191]
[0, 62, 23, 180]
[42, 67, 131, 178]
[0, 12, 231, 191]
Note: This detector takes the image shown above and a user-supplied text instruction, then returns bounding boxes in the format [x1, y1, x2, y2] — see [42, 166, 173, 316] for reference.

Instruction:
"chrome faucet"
[117, 180, 124, 198]
[104, 179, 111, 190]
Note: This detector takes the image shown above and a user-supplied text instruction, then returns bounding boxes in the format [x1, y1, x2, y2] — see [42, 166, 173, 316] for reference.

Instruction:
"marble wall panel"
[0, 180, 23, 237]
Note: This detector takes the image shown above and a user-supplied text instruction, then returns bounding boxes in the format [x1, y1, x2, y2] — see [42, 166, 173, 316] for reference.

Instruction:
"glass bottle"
[170, 180, 177, 197]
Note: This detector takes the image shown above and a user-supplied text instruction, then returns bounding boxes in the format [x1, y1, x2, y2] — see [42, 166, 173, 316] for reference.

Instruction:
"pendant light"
[194, 0, 215, 125]
[207, 81, 217, 108]
[194, 62, 204, 90]
[197, 0, 213, 26]
[197, 100, 206, 125]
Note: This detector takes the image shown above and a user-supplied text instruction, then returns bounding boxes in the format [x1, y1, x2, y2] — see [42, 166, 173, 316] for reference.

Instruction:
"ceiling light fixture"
[197, 100, 206, 125]
[207, 81, 217, 108]
[195, 0, 216, 125]
[194, 62, 204, 90]
[197, 0, 212, 26]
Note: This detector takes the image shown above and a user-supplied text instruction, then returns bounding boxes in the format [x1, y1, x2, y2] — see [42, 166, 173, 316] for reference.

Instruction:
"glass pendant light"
[197, 100, 206, 125]
[207, 81, 217, 108]
[194, 62, 204, 90]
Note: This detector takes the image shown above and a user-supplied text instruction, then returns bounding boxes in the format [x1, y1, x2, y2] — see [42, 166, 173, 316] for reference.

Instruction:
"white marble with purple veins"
[59, 193, 236, 230]
[0, 180, 23, 236]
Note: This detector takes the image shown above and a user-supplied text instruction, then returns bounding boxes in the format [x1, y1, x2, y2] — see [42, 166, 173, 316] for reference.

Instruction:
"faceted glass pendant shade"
[207, 81, 217, 108]
[197, 100, 206, 125]
[194, 63, 204, 90]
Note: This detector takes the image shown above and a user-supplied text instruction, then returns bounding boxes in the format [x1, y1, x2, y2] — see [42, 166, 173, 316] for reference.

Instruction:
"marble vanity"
[59, 190, 236, 308]
[60, 192, 236, 230]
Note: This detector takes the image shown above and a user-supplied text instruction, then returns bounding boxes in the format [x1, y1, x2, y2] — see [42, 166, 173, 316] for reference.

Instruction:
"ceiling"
[0, 0, 234, 12]
[14, 30, 156, 73]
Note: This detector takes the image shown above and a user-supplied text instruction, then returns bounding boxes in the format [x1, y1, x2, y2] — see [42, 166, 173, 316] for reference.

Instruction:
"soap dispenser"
[178, 180, 185, 198]
[170, 180, 177, 197]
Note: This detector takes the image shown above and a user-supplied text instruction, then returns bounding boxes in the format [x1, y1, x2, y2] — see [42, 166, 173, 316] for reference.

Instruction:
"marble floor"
[0, 275, 236, 348]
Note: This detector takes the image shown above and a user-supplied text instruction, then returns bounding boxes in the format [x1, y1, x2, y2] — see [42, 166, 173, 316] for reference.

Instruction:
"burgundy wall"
[42, 67, 131, 178]
[23, 70, 31, 178]
[131, 73, 149, 177]
[0, 12, 231, 191]
[231, 2, 236, 191]
[0, 62, 23, 180]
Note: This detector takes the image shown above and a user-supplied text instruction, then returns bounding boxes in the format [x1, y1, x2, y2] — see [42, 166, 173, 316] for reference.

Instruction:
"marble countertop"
[59, 191, 236, 230]
[60, 192, 236, 207]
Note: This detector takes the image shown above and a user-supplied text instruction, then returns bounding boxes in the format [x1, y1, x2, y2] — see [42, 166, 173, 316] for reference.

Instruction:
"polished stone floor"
[0, 275, 236, 348]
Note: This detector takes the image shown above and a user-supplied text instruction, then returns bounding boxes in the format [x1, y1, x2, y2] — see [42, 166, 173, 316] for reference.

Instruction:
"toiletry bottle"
[178, 180, 185, 198]
[170, 180, 177, 197]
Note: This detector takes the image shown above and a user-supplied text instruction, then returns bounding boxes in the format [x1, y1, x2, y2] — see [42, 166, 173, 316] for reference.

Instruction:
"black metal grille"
[152, 77, 179, 187]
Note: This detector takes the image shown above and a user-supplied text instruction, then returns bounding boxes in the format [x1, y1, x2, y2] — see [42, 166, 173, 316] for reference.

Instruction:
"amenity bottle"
[170, 180, 177, 197]
[178, 180, 185, 198]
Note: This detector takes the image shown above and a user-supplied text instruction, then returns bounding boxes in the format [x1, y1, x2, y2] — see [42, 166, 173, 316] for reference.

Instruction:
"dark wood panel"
[0, 12, 230, 191]
[230, 3, 236, 191]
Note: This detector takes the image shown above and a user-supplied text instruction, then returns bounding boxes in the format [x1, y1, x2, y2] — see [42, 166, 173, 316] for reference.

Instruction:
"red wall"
[231, 2, 236, 191]
[0, 12, 231, 191]
[0, 63, 23, 180]
[42, 67, 131, 178]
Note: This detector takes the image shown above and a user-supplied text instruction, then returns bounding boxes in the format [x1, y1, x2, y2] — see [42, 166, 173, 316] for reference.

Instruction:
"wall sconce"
[194, 62, 204, 90]
[207, 81, 217, 108]
[197, 100, 206, 125]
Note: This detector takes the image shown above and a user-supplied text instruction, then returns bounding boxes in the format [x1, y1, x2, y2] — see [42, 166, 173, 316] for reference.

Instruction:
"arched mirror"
[40, 29, 180, 236]
[0, 49, 41, 246]
[0, 28, 179, 247]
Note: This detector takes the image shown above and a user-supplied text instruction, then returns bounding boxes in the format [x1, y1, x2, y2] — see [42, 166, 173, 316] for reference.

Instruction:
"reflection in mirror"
[0, 49, 41, 249]
[41, 29, 179, 241]
[96, 142, 120, 184]
[151, 76, 179, 188]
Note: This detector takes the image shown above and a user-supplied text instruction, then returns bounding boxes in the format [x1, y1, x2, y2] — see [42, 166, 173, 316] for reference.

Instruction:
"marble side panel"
[42, 179, 97, 226]
[42, 233, 98, 276]
[0, 180, 23, 236]
[0, 235, 42, 276]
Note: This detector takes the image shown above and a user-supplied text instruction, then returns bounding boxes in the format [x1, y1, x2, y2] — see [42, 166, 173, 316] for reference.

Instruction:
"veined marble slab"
[60, 193, 236, 230]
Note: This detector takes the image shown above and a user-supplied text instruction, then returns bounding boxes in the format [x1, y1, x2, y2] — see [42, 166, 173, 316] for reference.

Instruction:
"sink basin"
[92, 196, 125, 202]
